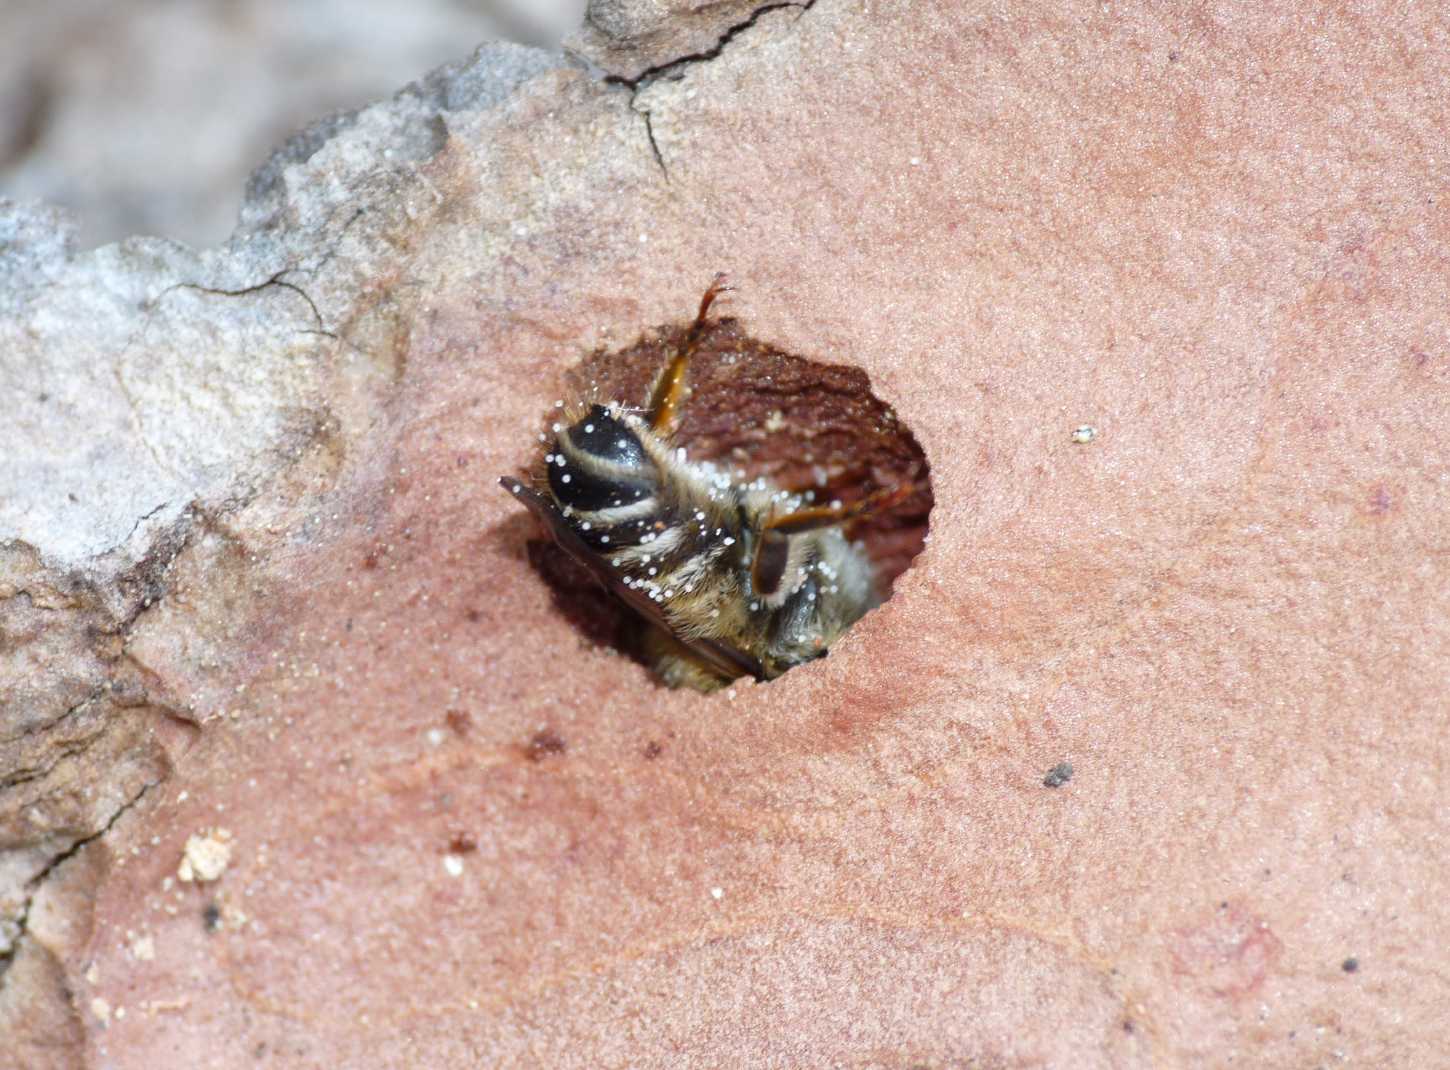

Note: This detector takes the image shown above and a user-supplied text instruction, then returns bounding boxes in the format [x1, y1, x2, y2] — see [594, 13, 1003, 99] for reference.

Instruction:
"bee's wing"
[500, 477, 765, 683]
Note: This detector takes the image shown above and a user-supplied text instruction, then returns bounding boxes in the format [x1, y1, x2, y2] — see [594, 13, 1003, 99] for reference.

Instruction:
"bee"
[500, 277, 909, 691]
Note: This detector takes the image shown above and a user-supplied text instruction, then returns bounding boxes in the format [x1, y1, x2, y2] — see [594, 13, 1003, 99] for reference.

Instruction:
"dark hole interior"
[521, 311, 934, 685]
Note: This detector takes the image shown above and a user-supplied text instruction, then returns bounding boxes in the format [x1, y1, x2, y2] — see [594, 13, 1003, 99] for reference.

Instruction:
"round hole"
[511, 295, 933, 691]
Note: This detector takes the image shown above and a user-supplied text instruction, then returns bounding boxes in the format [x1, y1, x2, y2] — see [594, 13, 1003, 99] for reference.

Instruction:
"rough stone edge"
[0, 35, 569, 1043]
[567, 0, 804, 81]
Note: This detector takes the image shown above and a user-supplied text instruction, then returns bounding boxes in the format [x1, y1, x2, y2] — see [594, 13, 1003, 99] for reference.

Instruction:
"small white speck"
[426, 728, 446, 746]
[584, 423, 595, 433]
[909, 156, 921, 166]
[552, 422, 562, 432]
[443, 855, 464, 878]
[710, 608, 720, 617]
[648, 567, 657, 576]
[600, 535, 610, 543]
[555, 456, 566, 467]
[581, 522, 591, 530]
[710, 887, 724, 900]
[1071, 424, 1098, 444]
[749, 601, 759, 611]
[722, 536, 735, 546]
[695, 511, 706, 520]
[537, 433, 547, 443]
[639, 233, 649, 243]
[561, 474, 572, 483]
[676, 447, 687, 461]
[554, 400, 564, 408]
[543, 453, 555, 463]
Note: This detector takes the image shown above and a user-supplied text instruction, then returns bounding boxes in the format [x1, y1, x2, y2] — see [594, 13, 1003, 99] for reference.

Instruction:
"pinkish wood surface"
[30, 2, 1450, 1067]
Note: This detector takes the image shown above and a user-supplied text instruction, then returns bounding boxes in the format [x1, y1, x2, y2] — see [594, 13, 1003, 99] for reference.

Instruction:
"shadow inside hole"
[525, 537, 656, 671]
[513, 313, 934, 686]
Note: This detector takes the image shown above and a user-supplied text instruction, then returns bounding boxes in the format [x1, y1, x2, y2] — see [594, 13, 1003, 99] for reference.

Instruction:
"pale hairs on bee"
[500, 276, 910, 692]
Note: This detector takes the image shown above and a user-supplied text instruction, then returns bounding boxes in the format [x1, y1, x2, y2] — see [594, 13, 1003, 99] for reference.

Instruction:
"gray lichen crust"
[0, 37, 566, 1041]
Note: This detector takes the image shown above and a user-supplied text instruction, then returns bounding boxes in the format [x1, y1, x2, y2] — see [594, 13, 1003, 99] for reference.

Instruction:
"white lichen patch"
[129, 934, 156, 961]
[177, 827, 234, 882]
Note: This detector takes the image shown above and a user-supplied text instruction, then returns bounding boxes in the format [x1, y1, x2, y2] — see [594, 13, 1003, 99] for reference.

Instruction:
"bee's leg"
[646, 273, 732, 434]
[748, 483, 915, 596]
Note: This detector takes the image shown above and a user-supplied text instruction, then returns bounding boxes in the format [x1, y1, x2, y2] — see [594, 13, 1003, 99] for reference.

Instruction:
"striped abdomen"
[547, 404, 737, 600]
[546, 404, 667, 552]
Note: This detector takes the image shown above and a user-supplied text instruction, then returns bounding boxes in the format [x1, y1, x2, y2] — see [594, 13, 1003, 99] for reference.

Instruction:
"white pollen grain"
[600, 535, 610, 543]
[722, 537, 735, 546]
[581, 522, 591, 530]
[710, 886, 724, 900]
[554, 400, 564, 408]
[648, 567, 657, 575]
[584, 423, 595, 433]
[552, 422, 562, 432]
[443, 855, 464, 878]
[561, 474, 572, 483]
[555, 456, 566, 467]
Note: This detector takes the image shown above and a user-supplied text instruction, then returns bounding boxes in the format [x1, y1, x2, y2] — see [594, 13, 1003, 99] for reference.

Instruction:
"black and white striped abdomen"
[547, 404, 660, 551]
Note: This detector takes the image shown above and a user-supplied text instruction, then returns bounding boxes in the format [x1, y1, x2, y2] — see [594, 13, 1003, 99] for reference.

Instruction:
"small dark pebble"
[643, 740, 663, 760]
[202, 902, 222, 932]
[1342, 957, 1359, 973]
[1043, 762, 1074, 788]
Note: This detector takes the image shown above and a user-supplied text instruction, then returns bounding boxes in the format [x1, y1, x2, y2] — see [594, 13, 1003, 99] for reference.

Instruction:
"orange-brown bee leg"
[748, 483, 914, 596]
[646, 273, 732, 434]
[760, 482, 916, 538]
